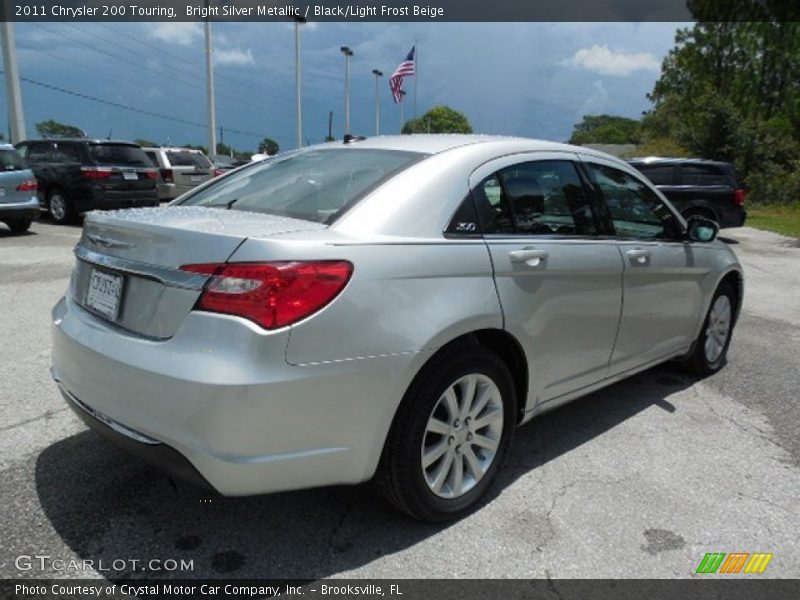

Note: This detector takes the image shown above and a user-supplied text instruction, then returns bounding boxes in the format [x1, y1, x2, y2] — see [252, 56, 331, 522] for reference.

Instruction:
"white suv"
[143, 147, 219, 202]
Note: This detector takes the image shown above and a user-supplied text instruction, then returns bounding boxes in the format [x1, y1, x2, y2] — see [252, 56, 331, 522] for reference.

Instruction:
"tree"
[402, 106, 473, 134]
[569, 115, 642, 145]
[35, 120, 84, 138]
[258, 138, 279, 155]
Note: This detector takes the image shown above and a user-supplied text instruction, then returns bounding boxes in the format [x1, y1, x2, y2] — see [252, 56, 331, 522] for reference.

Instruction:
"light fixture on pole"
[340, 46, 353, 136]
[371, 69, 383, 136]
[293, 16, 306, 149]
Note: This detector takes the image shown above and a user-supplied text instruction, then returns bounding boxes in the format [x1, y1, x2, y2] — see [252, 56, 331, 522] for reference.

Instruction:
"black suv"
[14, 139, 159, 224]
[628, 158, 746, 228]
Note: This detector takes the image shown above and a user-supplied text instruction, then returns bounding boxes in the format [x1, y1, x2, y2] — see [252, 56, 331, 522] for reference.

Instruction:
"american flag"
[389, 46, 415, 103]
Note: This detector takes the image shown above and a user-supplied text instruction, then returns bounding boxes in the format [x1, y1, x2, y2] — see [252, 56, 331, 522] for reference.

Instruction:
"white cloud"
[568, 44, 660, 76]
[214, 48, 255, 66]
[147, 23, 202, 46]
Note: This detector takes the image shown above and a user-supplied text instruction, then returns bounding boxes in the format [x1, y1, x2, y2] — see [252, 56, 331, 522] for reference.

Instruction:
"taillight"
[160, 168, 174, 183]
[144, 169, 158, 180]
[179, 261, 353, 329]
[16, 179, 38, 192]
[734, 188, 746, 206]
[81, 167, 112, 180]
[213, 168, 223, 177]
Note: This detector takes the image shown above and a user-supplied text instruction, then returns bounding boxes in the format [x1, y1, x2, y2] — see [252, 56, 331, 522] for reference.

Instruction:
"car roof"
[0, 144, 16, 150]
[311, 134, 620, 160]
[628, 156, 733, 167]
[20, 138, 141, 146]
[143, 147, 207, 153]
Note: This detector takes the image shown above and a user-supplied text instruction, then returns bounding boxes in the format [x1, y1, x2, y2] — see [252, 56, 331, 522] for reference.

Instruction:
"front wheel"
[376, 346, 517, 521]
[681, 281, 737, 376]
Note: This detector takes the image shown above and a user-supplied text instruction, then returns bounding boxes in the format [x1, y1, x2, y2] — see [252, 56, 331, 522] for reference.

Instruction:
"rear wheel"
[5, 219, 32, 233]
[681, 281, 737, 376]
[47, 189, 74, 224]
[376, 346, 516, 521]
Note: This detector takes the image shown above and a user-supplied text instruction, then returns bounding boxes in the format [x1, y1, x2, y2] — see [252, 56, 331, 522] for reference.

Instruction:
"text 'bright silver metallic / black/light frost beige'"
[51, 135, 744, 521]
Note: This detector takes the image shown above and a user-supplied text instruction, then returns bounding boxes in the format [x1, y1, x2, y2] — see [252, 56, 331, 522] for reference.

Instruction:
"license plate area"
[122, 171, 138, 181]
[85, 268, 124, 321]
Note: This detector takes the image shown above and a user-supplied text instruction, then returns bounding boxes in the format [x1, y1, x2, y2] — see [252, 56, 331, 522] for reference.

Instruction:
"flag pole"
[413, 39, 418, 120]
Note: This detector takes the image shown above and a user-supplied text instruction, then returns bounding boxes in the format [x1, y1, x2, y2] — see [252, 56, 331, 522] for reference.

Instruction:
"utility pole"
[398, 90, 406, 134]
[293, 17, 305, 149]
[340, 46, 353, 136]
[204, 5, 217, 159]
[0, 20, 26, 143]
[327, 110, 333, 141]
[371, 69, 383, 136]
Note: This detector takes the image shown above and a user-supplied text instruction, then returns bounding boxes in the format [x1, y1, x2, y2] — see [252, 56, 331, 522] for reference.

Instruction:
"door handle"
[626, 248, 651, 265]
[508, 247, 549, 267]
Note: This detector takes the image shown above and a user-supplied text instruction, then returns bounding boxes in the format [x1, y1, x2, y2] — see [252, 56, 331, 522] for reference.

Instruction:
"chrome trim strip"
[74, 244, 208, 291]
[60, 384, 162, 445]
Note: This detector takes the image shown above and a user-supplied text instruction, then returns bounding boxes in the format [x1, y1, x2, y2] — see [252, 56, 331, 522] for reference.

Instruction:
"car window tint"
[54, 143, 80, 162]
[586, 163, 678, 240]
[635, 164, 674, 186]
[181, 149, 422, 224]
[144, 151, 159, 167]
[89, 144, 150, 166]
[476, 161, 595, 236]
[27, 142, 52, 163]
[681, 164, 728, 186]
[166, 151, 212, 168]
[0, 148, 27, 170]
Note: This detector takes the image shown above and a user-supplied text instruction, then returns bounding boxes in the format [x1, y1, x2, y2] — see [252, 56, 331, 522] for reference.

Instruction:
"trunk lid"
[73, 206, 326, 339]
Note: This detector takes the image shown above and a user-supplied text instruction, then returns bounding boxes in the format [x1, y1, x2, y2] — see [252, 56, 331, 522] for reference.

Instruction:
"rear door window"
[634, 164, 675, 186]
[0, 148, 27, 171]
[53, 143, 80, 162]
[89, 144, 150, 167]
[473, 160, 597, 236]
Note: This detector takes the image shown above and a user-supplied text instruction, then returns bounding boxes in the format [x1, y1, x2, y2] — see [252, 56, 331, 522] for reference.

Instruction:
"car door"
[470, 153, 624, 408]
[580, 157, 708, 375]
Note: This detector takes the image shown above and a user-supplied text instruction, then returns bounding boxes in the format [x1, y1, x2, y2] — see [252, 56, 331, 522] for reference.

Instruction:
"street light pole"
[340, 46, 353, 136]
[204, 7, 217, 159]
[371, 69, 383, 136]
[293, 17, 306, 149]
[0, 20, 26, 143]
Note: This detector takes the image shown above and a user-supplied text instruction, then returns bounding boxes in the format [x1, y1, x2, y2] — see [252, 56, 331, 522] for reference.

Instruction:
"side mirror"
[686, 216, 719, 243]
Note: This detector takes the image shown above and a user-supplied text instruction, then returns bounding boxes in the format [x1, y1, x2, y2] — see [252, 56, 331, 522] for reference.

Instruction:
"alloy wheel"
[704, 295, 731, 363]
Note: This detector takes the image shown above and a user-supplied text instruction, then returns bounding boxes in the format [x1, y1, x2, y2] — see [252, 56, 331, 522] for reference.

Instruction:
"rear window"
[0, 148, 27, 171]
[166, 151, 212, 168]
[89, 144, 151, 167]
[180, 149, 422, 224]
[680, 164, 730, 186]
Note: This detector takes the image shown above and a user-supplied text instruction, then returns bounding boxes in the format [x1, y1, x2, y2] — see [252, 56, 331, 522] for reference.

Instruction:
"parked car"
[0, 144, 39, 233]
[51, 135, 743, 521]
[628, 157, 746, 228]
[14, 139, 158, 224]
[143, 147, 220, 202]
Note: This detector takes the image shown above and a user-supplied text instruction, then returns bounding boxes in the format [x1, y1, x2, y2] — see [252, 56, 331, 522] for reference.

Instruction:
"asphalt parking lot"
[0, 220, 798, 580]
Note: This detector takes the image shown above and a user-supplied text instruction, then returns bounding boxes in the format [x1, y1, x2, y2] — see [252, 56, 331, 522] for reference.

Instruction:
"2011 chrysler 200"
[51, 136, 743, 521]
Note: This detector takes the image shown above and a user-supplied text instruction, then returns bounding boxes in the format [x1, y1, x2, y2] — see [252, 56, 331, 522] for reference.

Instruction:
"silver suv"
[0, 144, 39, 233]
[143, 147, 218, 202]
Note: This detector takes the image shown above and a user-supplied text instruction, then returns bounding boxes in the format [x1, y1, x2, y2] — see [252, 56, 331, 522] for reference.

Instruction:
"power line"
[3, 70, 267, 140]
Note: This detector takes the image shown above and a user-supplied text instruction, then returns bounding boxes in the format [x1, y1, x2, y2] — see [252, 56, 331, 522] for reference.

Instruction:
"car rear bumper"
[0, 195, 40, 221]
[73, 189, 159, 213]
[51, 294, 425, 496]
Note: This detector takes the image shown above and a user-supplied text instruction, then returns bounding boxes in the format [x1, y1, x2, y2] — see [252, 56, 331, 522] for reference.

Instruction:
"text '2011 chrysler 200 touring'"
[51, 135, 743, 521]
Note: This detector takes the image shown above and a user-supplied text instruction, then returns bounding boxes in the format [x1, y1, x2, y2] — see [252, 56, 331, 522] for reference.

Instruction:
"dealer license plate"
[85, 269, 124, 321]
[122, 171, 138, 180]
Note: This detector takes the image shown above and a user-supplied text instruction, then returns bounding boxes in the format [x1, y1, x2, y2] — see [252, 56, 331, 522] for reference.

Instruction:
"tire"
[376, 345, 517, 521]
[47, 188, 75, 224]
[6, 219, 32, 233]
[681, 281, 737, 376]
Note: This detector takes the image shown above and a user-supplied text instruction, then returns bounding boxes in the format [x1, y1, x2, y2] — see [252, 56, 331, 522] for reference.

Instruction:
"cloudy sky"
[3, 21, 687, 153]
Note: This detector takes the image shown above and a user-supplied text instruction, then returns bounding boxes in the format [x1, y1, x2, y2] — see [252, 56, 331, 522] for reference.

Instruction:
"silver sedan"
[51, 135, 743, 521]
